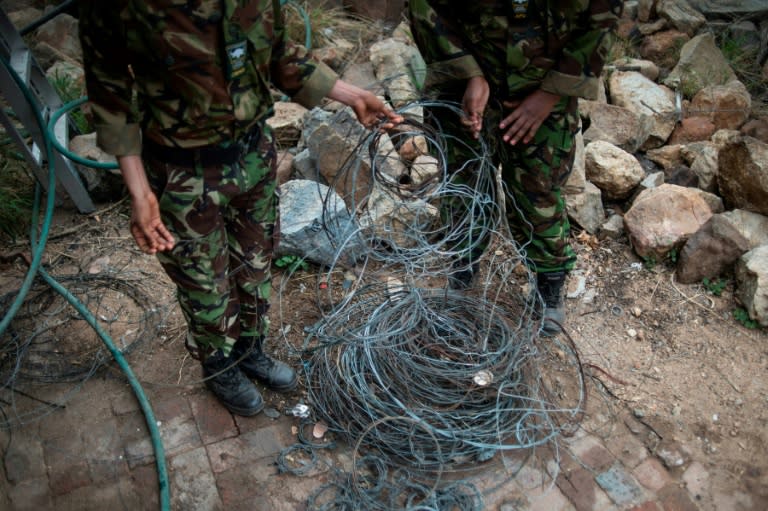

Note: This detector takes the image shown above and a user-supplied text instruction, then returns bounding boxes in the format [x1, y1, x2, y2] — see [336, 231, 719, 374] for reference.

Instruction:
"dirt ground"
[1, 194, 767, 509]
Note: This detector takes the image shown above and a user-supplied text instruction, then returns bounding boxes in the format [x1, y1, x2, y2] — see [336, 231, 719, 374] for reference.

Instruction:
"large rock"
[33, 13, 81, 64]
[624, 184, 722, 260]
[301, 107, 405, 208]
[68, 133, 122, 202]
[682, 142, 719, 192]
[657, 0, 706, 36]
[369, 38, 421, 108]
[637, 0, 656, 22]
[581, 102, 653, 153]
[266, 101, 308, 148]
[735, 246, 768, 327]
[611, 57, 661, 82]
[646, 145, 684, 169]
[676, 213, 751, 283]
[565, 131, 606, 232]
[565, 182, 605, 235]
[609, 71, 676, 149]
[359, 185, 440, 249]
[688, 0, 768, 18]
[277, 179, 364, 266]
[741, 118, 768, 145]
[667, 116, 716, 145]
[690, 80, 751, 131]
[640, 30, 690, 70]
[721, 209, 768, 248]
[584, 141, 645, 200]
[717, 137, 768, 215]
[664, 33, 737, 98]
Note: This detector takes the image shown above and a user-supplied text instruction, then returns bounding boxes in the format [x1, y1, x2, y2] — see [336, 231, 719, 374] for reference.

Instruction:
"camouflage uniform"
[79, 0, 339, 358]
[409, 0, 622, 272]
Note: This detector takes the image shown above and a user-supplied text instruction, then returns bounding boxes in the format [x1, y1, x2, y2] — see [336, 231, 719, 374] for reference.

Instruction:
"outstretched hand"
[500, 89, 562, 146]
[327, 80, 403, 130]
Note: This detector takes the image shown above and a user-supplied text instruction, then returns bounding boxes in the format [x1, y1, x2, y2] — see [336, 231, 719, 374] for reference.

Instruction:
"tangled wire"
[0, 272, 159, 426]
[275, 100, 586, 510]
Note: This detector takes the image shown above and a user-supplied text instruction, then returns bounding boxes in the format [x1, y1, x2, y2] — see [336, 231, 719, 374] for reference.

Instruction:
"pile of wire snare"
[0, 272, 160, 426]
[278, 101, 586, 510]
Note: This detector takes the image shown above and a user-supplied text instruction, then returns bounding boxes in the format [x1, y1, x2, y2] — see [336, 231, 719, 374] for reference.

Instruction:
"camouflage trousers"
[145, 125, 278, 359]
[433, 95, 579, 273]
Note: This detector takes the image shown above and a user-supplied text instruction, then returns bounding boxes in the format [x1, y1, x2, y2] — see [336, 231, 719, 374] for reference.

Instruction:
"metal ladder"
[0, 7, 94, 214]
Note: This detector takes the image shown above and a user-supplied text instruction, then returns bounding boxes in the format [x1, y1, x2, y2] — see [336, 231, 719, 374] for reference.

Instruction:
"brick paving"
[0, 371, 710, 511]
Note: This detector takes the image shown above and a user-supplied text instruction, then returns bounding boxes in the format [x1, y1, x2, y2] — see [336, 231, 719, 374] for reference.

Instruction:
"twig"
[648, 272, 664, 304]
[177, 352, 190, 385]
[668, 273, 715, 311]
[47, 196, 129, 241]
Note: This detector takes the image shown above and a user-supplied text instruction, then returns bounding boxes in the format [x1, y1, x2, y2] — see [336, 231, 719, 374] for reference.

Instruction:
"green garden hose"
[0, 55, 170, 511]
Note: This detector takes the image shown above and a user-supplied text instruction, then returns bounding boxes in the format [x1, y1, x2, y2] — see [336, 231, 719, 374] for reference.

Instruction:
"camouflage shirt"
[408, 0, 622, 100]
[79, 0, 338, 155]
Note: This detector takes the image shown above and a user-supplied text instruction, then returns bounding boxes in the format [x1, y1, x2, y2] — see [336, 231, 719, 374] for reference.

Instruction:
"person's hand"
[500, 89, 562, 146]
[129, 192, 175, 254]
[327, 80, 403, 130]
[461, 75, 489, 139]
[117, 155, 175, 254]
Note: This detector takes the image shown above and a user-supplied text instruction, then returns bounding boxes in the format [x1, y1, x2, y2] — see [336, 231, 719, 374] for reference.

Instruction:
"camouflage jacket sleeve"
[408, 0, 485, 88]
[79, 0, 338, 154]
[78, 0, 141, 156]
[538, 0, 623, 100]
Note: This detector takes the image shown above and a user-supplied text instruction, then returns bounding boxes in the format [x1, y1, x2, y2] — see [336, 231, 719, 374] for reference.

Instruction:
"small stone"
[628, 328, 638, 338]
[263, 407, 280, 419]
[632, 307, 643, 317]
[633, 408, 646, 418]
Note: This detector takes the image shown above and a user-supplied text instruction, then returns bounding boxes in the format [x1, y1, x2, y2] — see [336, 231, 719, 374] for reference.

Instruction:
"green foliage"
[702, 277, 727, 296]
[48, 70, 91, 134]
[274, 254, 309, 274]
[642, 254, 656, 271]
[666, 247, 679, 264]
[732, 307, 760, 329]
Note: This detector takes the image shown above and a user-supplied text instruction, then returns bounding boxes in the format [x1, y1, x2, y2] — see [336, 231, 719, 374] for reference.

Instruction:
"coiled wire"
[276, 100, 585, 510]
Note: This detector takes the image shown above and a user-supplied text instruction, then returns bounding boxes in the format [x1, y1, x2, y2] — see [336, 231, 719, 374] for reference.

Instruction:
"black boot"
[232, 337, 298, 392]
[202, 351, 264, 416]
[536, 271, 567, 337]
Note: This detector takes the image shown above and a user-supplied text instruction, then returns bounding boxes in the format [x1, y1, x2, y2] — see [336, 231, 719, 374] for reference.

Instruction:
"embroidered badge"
[225, 40, 248, 79]
[512, 0, 528, 19]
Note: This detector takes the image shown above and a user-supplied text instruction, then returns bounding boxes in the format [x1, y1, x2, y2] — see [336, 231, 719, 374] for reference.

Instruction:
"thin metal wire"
[274, 100, 586, 510]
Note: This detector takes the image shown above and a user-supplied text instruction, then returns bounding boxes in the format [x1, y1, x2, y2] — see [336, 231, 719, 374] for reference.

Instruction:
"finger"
[503, 100, 521, 110]
[155, 223, 175, 248]
[131, 225, 154, 254]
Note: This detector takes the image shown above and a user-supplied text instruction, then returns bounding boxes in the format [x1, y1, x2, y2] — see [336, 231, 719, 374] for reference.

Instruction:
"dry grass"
[283, 1, 387, 57]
